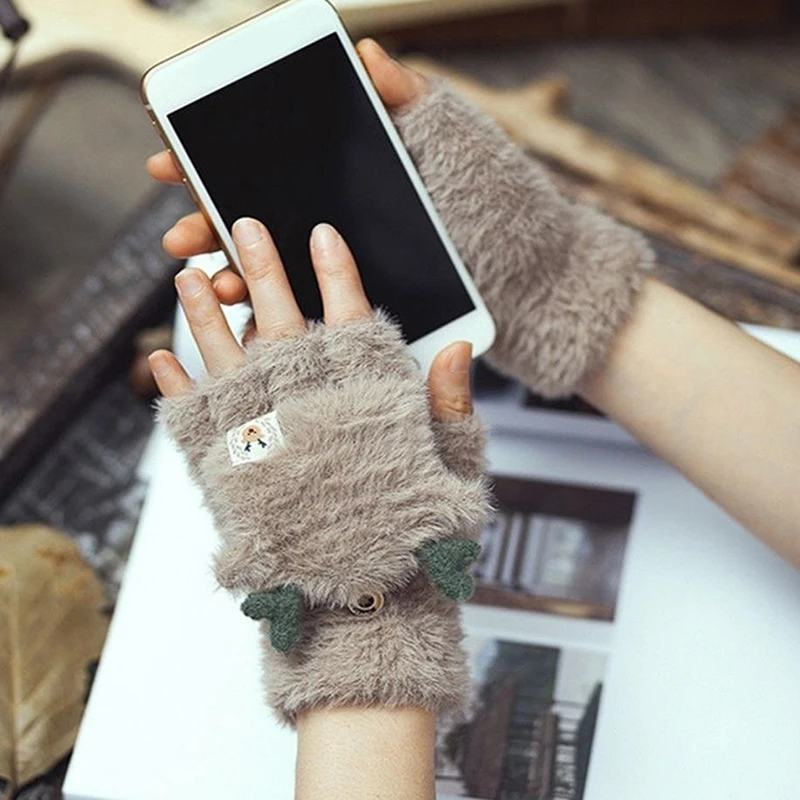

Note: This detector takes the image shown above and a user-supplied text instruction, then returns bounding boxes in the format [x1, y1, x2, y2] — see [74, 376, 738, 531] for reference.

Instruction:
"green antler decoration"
[239, 541, 480, 651]
[415, 538, 482, 602]
[241, 584, 304, 654]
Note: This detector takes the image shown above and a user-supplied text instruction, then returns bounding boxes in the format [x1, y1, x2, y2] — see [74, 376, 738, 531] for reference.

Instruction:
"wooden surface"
[410, 36, 800, 329]
[720, 107, 800, 238]
[384, 0, 796, 48]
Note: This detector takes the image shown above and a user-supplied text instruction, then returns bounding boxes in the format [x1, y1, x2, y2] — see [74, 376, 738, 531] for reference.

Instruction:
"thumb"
[357, 38, 429, 109]
[428, 342, 474, 422]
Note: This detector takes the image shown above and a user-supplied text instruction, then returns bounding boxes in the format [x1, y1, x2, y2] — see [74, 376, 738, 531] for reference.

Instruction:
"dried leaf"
[0, 525, 109, 798]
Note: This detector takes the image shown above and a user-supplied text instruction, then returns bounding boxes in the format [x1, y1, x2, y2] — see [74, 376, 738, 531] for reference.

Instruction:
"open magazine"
[64, 318, 800, 800]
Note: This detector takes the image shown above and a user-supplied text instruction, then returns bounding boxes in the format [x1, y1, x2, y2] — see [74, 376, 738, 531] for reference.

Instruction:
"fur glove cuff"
[393, 82, 654, 397]
[159, 313, 489, 722]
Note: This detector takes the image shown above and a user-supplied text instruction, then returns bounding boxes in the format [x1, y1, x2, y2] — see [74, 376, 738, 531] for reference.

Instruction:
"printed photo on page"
[437, 473, 637, 800]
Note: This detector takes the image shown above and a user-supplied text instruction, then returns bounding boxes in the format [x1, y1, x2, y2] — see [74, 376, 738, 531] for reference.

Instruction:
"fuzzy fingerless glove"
[159, 313, 489, 724]
[393, 82, 654, 398]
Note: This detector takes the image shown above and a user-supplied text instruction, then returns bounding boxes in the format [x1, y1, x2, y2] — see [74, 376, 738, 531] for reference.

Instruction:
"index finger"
[146, 151, 183, 185]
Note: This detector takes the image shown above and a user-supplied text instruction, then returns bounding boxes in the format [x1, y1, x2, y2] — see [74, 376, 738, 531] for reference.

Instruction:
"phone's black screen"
[168, 33, 474, 343]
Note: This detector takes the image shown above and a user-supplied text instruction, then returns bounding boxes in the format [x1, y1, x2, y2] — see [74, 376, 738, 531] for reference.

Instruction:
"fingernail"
[175, 269, 204, 298]
[233, 218, 264, 247]
[311, 223, 340, 253]
[370, 38, 391, 60]
[449, 343, 473, 374]
[148, 352, 170, 378]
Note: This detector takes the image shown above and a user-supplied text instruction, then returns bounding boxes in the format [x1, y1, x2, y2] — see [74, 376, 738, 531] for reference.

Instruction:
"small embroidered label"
[226, 411, 284, 466]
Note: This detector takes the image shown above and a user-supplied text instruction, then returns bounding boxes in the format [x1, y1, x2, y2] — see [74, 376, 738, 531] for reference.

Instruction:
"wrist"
[296, 706, 436, 800]
[578, 276, 664, 407]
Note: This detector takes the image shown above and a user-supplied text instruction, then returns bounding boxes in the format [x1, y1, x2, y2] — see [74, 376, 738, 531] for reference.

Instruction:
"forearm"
[581, 278, 800, 567]
[295, 707, 436, 800]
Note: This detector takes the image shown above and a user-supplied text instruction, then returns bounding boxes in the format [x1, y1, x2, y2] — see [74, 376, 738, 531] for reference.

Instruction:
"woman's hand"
[148, 217, 473, 422]
[153, 218, 487, 722]
[151, 215, 486, 612]
[145, 40, 427, 308]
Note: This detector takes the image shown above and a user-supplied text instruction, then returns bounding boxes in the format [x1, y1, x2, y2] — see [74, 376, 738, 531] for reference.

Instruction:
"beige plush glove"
[393, 82, 654, 398]
[159, 313, 489, 724]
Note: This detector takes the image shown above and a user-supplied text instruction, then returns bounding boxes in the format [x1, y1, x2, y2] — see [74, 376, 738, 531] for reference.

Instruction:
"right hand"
[146, 39, 428, 307]
[154, 217, 488, 655]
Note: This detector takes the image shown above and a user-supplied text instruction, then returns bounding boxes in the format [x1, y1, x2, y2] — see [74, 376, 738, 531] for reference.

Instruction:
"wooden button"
[347, 591, 385, 616]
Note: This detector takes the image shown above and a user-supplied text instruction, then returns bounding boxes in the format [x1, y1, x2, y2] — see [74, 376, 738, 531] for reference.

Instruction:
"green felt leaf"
[241, 585, 303, 654]
[415, 538, 481, 602]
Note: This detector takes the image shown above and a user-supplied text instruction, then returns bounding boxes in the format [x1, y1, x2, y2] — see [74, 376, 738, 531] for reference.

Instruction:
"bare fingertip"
[147, 151, 172, 176]
[211, 273, 245, 305]
[241, 322, 258, 346]
[428, 342, 474, 422]
[210, 274, 228, 297]
[310, 222, 341, 253]
[175, 268, 205, 298]
[232, 217, 265, 247]
[162, 226, 181, 251]
[447, 341, 473, 374]
[148, 350, 171, 378]
[362, 37, 389, 60]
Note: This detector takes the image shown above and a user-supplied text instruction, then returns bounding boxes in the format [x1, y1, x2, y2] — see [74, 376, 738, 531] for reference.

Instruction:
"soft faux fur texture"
[160, 313, 488, 608]
[431, 415, 486, 479]
[393, 82, 654, 398]
[160, 313, 490, 719]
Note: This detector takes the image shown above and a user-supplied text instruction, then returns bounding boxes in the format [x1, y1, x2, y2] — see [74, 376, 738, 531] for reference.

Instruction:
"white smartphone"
[141, 0, 495, 370]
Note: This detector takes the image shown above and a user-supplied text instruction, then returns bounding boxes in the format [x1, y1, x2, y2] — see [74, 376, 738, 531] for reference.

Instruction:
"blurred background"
[1, 0, 800, 796]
